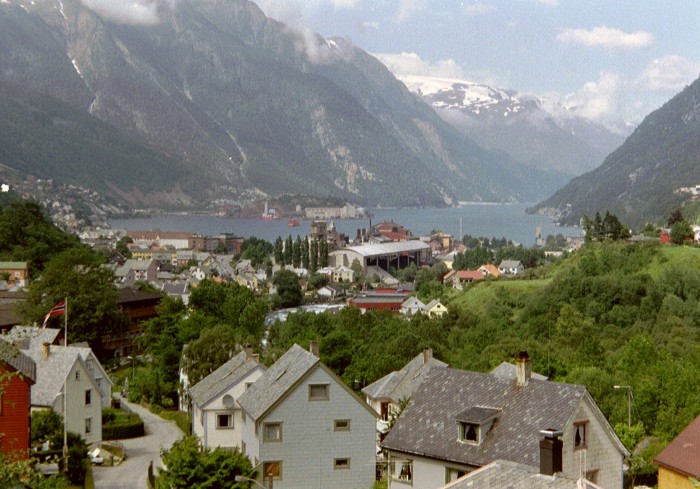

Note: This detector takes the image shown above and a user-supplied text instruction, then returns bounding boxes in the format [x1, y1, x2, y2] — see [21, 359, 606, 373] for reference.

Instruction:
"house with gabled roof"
[423, 299, 448, 317]
[363, 347, 447, 424]
[498, 260, 525, 276]
[382, 352, 628, 489]
[24, 344, 104, 445]
[654, 414, 700, 489]
[0, 339, 36, 459]
[189, 347, 266, 450]
[400, 297, 426, 315]
[237, 342, 377, 489]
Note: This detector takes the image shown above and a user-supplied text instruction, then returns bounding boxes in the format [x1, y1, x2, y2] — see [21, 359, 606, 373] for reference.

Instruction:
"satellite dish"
[222, 394, 235, 409]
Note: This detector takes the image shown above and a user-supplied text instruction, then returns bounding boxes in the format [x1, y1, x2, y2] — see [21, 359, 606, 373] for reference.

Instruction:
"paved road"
[93, 397, 183, 489]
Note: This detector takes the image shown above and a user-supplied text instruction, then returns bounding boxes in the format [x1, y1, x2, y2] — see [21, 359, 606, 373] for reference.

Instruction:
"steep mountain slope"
[0, 0, 559, 208]
[531, 75, 700, 229]
[400, 76, 627, 179]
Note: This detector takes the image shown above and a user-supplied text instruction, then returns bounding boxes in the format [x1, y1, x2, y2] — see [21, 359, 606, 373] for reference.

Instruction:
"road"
[92, 397, 183, 489]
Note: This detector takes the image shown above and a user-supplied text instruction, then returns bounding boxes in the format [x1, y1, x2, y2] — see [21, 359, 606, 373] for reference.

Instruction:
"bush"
[31, 410, 63, 444]
[102, 418, 145, 440]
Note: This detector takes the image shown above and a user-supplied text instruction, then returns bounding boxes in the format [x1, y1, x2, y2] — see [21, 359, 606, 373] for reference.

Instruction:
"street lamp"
[614, 385, 633, 428]
[234, 475, 267, 489]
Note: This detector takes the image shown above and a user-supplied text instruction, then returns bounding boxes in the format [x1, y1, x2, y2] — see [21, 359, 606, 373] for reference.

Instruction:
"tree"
[667, 208, 685, 227]
[115, 236, 133, 258]
[180, 325, 242, 386]
[273, 237, 284, 265]
[670, 220, 693, 245]
[272, 269, 303, 309]
[319, 240, 329, 268]
[18, 247, 126, 348]
[301, 238, 310, 269]
[158, 436, 253, 489]
[310, 240, 318, 273]
[292, 236, 302, 268]
[284, 235, 293, 265]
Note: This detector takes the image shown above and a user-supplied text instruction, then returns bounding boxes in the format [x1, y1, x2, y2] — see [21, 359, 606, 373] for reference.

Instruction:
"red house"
[0, 339, 36, 459]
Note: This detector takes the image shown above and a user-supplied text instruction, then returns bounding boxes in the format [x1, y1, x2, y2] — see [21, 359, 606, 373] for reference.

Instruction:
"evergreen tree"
[319, 240, 329, 268]
[293, 236, 302, 268]
[310, 240, 318, 273]
[274, 237, 284, 265]
[302, 238, 310, 269]
[284, 235, 293, 265]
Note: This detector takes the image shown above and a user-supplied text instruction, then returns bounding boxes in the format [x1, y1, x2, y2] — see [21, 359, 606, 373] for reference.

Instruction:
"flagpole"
[63, 297, 68, 467]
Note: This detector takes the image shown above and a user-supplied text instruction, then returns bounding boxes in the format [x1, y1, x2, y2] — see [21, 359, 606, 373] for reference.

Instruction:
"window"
[585, 468, 599, 483]
[245, 382, 254, 390]
[216, 414, 233, 429]
[334, 458, 351, 470]
[263, 422, 282, 442]
[574, 421, 588, 450]
[380, 401, 390, 421]
[445, 468, 468, 483]
[334, 419, 351, 431]
[96, 379, 101, 390]
[392, 460, 413, 483]
[85, 389, 92, 406]
[85, 418, 92, 434]
[263, 461, 282, 480]
[459, 422, 479, 444]
[75, 371, 80, 381]
[308, 384, 329, 401]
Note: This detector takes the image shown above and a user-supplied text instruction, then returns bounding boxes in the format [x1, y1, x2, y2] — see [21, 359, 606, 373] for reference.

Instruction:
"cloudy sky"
[256, 0, 700, 129]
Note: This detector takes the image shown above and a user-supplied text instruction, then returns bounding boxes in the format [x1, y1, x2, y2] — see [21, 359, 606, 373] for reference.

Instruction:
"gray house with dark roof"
[189, 347, 266, 450]
[382, 353, 628, 489]
[237, 342, 377, 489]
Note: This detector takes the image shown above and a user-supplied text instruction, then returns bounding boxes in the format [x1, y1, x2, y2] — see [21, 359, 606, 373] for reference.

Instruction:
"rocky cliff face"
[0, 0, 559, 208]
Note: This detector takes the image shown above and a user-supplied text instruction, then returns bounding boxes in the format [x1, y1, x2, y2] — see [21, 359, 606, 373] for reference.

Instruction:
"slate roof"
[382, 368, 587, 467]
[499, 260, 524, 269]
[362, 350, 448, 402]
[4, 326, 61, 350]
[0, 338, 36, 382]
[443, 459, 602, 489]
[238, 344, 319, 421]
[338, 241, 431, 258]
[24, 346, 97, 406]
[491, 362, 548, 381]
[189, 351, 265, 408]
[654, 413, 700, 477]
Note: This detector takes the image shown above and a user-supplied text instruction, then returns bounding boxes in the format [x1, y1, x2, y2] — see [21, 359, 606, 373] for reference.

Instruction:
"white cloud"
[395, 0, 427, 24]
[373, 52, 468, 79]
[81, 0, 160, 25]
[638, 55, 700, 91]
[557, 26, 654, 50]
[561, 71, 634, 131]
[463, 2, 495, 16]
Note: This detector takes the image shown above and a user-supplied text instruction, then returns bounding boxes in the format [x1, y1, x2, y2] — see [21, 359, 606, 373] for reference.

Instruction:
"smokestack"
[516, 350, 531, 387]
[310, 340, 319, 357]
[245, 344, 253, 360]
[42, 342, 50, 360]
[539, 429, 563, 475]
[422, 347, 433, 365]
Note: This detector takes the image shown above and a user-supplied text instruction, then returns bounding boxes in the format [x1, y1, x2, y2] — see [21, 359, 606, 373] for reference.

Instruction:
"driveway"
[92, 397, 183, 489]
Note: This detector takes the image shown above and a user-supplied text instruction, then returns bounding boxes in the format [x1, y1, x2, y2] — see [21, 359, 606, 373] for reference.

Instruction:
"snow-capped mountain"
[399, 75, 628, 177]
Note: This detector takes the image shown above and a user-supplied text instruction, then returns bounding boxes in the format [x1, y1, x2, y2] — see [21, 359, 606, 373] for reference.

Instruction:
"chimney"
[42, 342, 50, 360]
[310, 340, 320, 357]
[539, 429, 563, 475]
[245, 344, 254, 360]
[516, 350, 531, 387]
[422, 347, 433, 365]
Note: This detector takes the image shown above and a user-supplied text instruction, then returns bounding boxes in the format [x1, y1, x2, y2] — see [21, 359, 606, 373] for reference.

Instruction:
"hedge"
[102, 418, 145, 440]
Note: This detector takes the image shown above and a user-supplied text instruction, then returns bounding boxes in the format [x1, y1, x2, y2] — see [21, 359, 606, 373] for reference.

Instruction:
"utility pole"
[614, 385, 633, 428]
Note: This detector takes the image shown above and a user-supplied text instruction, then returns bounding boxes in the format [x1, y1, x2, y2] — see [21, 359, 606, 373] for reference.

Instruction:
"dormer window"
[455, 406, 500, 446]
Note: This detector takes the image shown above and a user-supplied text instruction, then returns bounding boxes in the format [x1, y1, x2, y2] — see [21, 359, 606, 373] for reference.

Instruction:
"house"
[440, 459, 605, 489]
[423, 299, 448, 317]
[24, 344, 104, 445]
[0, 262, 30, 287]
[332, 265, 355, 283]
[317, 284, 344, 300]
[237, 342, 378, 489]
[348, 292, 410, 314]
[0, 339, 36, 459]
[654, 414, 700, 489]
[400, 297, 426, 315]
[0, 291, 27, 331]
[498, 260, 525, 276]
[100, 287, 162, 358]
[115, 259, 158, 284]
[443, 270, 484, 289]
[477, 264, 501, 278]
[363, 347, 447, 424]
[382, 352, 628, 489]
[189, 347, 267, 450]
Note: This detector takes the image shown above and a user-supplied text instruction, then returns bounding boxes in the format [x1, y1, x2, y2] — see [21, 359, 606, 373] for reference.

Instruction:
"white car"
[89, 449, 104, 465]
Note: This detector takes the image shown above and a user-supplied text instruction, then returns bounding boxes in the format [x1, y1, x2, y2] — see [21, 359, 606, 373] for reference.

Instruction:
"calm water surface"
[109, 204, 582, 246]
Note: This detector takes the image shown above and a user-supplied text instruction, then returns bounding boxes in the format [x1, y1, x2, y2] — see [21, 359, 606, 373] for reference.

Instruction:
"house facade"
[0, 339, 36, 459]
[382, 353, 628, 489]
[0, 262, 29, 287]
[498, 260, 525, 276]
[423, 300, 448, 317]
[654, 414, 700, 489]
[238, 343, 377, 489]
[190, 348, 266, 450]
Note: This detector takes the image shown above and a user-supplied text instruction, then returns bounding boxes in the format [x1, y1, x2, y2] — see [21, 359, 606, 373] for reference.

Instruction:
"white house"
[423, 299, 448, 317]
[237, 342, 378, 489]
[382, 352, 628, 489]
[25, 344, 104, 445]
[498, 260, 525, 276]
[189, 347, 266, 450]
[400, 297, 426, 315]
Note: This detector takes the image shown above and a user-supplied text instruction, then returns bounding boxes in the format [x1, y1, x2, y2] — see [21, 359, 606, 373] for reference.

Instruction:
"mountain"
[530, 75, 700, 230]
[0, 0, 561, 209]
[399, 75, 627, 179]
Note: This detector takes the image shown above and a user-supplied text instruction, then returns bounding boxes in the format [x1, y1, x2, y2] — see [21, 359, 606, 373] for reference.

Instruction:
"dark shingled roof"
[0, 338, 35, 383]
[362, 350, 447, 402]
[189, 351, 265, 408]
[654, 414, 700, 477]
[382, 368, 586, 467]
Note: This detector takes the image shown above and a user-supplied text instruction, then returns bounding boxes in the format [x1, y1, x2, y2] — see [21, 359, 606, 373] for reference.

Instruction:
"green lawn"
[646, 244, 700, 278]
[446, 278, 550, 312]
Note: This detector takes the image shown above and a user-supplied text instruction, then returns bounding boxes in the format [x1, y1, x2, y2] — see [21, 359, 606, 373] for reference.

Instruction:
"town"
[1, 197, 699, 489]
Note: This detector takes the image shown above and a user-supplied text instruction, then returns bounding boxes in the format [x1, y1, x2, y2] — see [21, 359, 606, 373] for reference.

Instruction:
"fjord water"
[109, 204, 582, 247]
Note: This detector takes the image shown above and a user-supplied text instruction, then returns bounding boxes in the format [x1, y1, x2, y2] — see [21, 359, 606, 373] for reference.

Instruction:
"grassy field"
[445, 278, 550, 312]
[646, 244, 700, 278]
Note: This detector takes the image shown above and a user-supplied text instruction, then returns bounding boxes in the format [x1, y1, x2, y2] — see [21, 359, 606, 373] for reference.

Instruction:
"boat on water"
[287, 218, 300, 227]
[261, 201, 279, 220]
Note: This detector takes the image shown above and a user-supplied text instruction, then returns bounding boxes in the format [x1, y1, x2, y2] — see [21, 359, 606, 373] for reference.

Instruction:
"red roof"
[456, 270, 485, 281]
[654, 414, 700, 477]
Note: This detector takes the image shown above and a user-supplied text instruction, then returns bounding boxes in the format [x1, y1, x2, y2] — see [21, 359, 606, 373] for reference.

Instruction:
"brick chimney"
[310, 340, 320, 357]
[42, 342, 50, 360]
[516, 350, 531, 387]
[539, 429, 563, 475]
[422, 347, 433, 365]
[245, 344, 254, 360]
